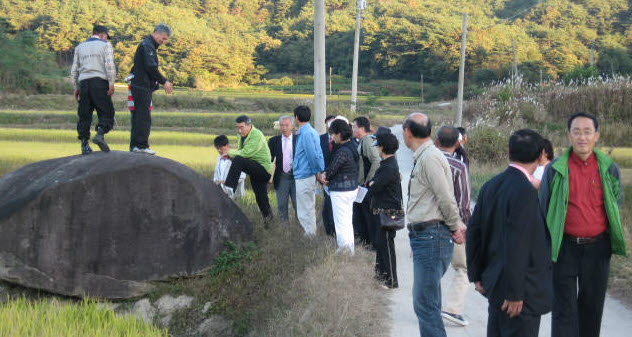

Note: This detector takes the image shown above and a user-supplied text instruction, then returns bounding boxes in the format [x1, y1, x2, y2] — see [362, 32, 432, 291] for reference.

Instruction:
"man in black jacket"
[128, 23, 173, 155]
[467, 129, 552, 337]
[268, 115, 297, 222]
[319, 115, 337, 236]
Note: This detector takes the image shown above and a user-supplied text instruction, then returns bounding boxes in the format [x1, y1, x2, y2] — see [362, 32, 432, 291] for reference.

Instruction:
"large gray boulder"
[0, 151, 253, 299]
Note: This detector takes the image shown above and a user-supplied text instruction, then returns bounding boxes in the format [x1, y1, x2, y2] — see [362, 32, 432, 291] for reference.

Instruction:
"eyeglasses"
[570, 130, 596, 137]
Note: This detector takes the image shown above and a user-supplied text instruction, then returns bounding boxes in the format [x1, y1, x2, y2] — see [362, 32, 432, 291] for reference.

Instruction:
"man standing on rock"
[402, 112, 466, 337]
[540, 112, 625, 337]
[467, 129, 552, 337]
[70, 25, 116, 155]
[225, 115, 274, 221]
[128, 23, 173, 155]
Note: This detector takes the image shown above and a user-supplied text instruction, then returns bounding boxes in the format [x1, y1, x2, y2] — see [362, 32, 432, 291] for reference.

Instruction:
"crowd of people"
[70, 24, 624, 337]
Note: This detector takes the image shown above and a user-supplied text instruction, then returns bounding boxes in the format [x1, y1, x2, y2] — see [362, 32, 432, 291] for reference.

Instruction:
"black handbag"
[379, 212, 405, 231]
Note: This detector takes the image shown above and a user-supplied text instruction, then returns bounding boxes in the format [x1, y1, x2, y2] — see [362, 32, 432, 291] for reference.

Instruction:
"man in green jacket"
[225, 115, 274, 220]
[539, 112, 624, 337]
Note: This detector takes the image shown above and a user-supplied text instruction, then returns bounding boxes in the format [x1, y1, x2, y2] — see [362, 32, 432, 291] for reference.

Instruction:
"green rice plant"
[0, 297, 167, 337]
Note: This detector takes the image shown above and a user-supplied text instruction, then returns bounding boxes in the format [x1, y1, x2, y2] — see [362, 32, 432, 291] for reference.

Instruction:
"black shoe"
[81, 139, 93, 155]
[92, 127, 110, 152]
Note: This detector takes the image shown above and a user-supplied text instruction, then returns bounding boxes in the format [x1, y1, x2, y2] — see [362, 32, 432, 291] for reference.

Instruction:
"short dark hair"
[325, 115, 336, 123]
[436, 126, 460, 148]
[376, 133, 399, 155]
[235, 115, 251, 124]
[293, 105, 311, 122]
[353, 116, 371, 133]
[403, 117, 432, 139]
[567, 112, 598, 131]
[542, 138, 554, 161]
[456, 126, 467, 135]
[509, 129, 544, 164]
[329, 119, 353, 141]
[213, 135, 229, 147]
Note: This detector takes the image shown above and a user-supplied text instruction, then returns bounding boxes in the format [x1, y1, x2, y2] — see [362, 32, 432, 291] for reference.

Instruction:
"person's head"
[353, 116, 371, 138]
[325, 115, 336, 131]
[213, 135, 229, 155]
[92, 25, 111, 41]
[456, 126, 468, 146]
[374, 132, 399, 159]
[329, 119, 353, 144]
[436, 125, 460, 153]
[278, 116, 293, 137]
[567, 112, 599, 159]
[539, 138, 554, 165]
[293, 105, 311, 124]
[235, 115, 252, 138]
[152, 23, 171, 45]
[509, 129, 544, 164]
[402, 112, 432, 149]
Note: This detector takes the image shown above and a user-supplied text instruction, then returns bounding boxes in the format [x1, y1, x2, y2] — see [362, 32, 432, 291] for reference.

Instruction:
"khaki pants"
[295, 176, 317, 236]
[444, 242, 470, 315]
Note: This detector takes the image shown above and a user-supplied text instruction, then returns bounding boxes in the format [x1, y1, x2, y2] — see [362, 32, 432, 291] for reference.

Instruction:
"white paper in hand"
[355, 186, 368, 203]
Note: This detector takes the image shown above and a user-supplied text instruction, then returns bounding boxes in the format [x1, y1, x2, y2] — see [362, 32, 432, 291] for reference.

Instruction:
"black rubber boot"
[92, 127, 110, 152]
[81, 139, 93, 155]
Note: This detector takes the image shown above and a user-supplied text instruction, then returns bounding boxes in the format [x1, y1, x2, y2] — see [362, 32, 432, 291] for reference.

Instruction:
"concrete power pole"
[455, 13, 467, 127]
[314, 0, 326, 134]
[351, 0, 365, 112]
[420, 74, 424, 104]
[512, 39, 518, 85]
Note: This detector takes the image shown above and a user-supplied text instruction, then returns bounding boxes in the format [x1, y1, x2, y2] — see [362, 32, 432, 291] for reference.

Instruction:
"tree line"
[2, 0, 632, 93]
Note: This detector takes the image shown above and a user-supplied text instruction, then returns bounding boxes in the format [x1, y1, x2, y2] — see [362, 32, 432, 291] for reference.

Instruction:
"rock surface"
[0, 152, 253, 299]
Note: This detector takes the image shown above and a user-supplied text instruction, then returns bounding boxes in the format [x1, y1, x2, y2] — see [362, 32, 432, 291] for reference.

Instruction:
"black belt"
[407, 220, 446, 231]
[564, 232, 608, 245]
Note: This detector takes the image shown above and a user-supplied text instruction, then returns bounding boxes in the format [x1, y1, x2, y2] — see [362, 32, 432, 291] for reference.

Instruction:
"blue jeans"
[409, 224, 454, 337]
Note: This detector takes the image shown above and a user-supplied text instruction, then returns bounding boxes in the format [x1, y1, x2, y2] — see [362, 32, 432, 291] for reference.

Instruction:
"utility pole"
[329, 67, 333, 96]
[590, 48, 595, 67]
[420, 74, 424, 104]
[455, 13, 467, 127]
[540, 68, 543, 86]
[314, 0, 326, 134]
[512, 39, 518, 85]
[351, 0, 365, 112]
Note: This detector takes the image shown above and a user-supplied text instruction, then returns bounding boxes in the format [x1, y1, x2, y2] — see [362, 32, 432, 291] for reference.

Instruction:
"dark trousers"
[374, 223, 397, 288]
[129, 87, 152, 149]
[275, 171, 296, 222]
[552, 234, 611, 337]
[488, 301, 541, 337]
[322, 193, 336, 236]
[353, 195, 379, 248]
[225, 156, 272, 218]
[77, 78, 115, 140]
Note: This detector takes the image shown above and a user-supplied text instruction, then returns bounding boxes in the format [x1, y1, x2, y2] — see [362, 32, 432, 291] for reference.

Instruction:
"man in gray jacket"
[70, 25, 116, 154]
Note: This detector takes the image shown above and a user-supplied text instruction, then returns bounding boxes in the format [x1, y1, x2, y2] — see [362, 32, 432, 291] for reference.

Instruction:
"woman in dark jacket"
[318, 119, 359, 253]
[367, 131, 402, 288]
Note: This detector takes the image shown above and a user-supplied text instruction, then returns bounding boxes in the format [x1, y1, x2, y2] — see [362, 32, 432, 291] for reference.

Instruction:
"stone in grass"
[0, 152, 253, 299]
[132, 299, 156, 324]
[197, 315, 235, 337]
[156, 294, 194, 316]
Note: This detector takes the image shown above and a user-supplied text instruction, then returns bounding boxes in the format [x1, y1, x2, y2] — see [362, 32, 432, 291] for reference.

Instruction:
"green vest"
[545, 148, 625, 262]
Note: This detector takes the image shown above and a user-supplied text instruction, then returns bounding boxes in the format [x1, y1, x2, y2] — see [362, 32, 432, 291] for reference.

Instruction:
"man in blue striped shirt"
[292, 106, 325, 236]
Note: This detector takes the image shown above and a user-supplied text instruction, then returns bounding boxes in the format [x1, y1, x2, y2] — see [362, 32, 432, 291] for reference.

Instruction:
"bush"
[0, 297, 167, 337]
[468, 126, 509, 164]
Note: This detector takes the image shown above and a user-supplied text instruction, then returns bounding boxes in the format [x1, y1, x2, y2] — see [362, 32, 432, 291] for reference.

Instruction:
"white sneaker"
[131, 147, 156, 155]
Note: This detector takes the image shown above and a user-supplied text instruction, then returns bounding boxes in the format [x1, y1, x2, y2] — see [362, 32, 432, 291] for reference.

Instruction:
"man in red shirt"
[540, 112, 624, 337]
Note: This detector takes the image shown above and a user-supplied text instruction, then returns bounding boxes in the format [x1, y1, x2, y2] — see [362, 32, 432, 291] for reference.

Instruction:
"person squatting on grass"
[402, 112, 466, 337]
[70, 25, 116, 155]
[224, 115, 274, 221]
[352, 116, 382, 247]
[435, 125, 473, 327]
[318, 119, 358, 253]
[539, 112, 625, 337]
[292, 106, 325, 236]
[213, 135, 246, 199]
[467, 129, 552, 337]
[127, 23, 174, 155]
[366, 127, 401, 288]
[268, 115, 297, 223]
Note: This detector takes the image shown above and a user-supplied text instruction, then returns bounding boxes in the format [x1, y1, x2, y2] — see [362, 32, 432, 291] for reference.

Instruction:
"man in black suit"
[319, 115, 337, 236]
[467, 129, 552, 337]
[268, 115, 297, 222]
